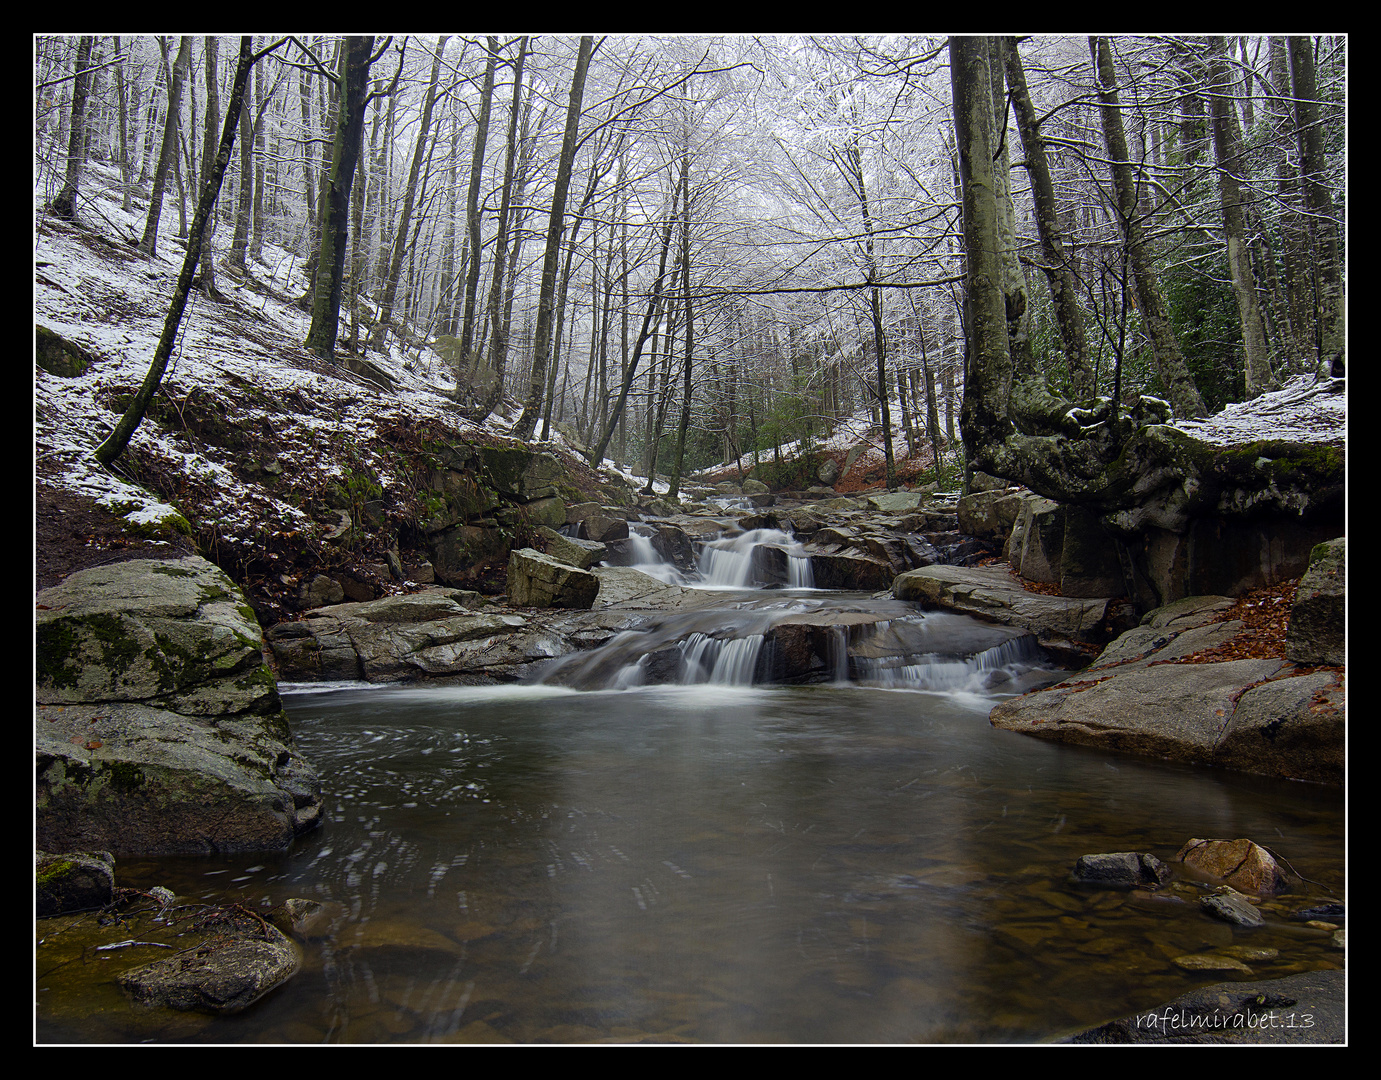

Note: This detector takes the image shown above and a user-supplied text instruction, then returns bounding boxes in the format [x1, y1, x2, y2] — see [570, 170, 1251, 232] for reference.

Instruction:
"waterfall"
[679, 632, 765, 686]
[696, 528, 814, 590]
[851, 632, 1049, 692]
[626, 524, 688, 585]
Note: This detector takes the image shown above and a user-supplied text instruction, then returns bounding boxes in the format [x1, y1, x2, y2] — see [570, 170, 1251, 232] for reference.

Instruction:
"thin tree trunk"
[589, 189, 677, 466]
[98, 38, 260, 465]
[1002, 37, 1094, 399]
[515, 36, 594, 440]
[371, 35, 448, 353]
[140, 36, 191, 256]
[1090, 36, 1207, 418]
[305, 36, 375, 361]
[467, 45, 531, 420]
[1288, 36, 1345, 369]
[667, 143, 694, 501]
[114, 36, 133, 213]
[1208, 36, 1275, 396]
[456, 37, 497, 364]
[49, 36, 94, 220]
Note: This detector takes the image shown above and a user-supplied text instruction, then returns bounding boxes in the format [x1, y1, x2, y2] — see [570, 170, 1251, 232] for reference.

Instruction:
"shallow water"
[37, 672, 1344, 1044]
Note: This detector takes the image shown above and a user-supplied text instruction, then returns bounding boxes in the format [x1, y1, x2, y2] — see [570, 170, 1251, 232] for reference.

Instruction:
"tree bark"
[1207, 36, 1275, 396]
[140, 36, 192, 256]
[97, 38, 260, 466]
[950, 36, 1014, 465]
[305, 36, 375, 361]
[1090, 36, 1207, 418]
[515, 36, 594, 441]
[49, 37, 94, 221]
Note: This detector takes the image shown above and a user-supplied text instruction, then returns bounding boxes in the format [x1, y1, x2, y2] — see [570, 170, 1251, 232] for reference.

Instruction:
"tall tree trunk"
[305, 36, 375, 361]
[456, 37, 498, 366]
[515, 36, 594, 441]
[589, 188, 678, 466]
[98, 38, 260, 465]
[49, 36, 94, 220]
[1090, 36, 1207, 418]
[196, 35, 222, 298]
[1288, 36, 1345, 370]
[140, 36, 192, 256]
[466, 44, 531, 420]
[667, 142, 694, 501]
[114, 36, 133, 213]
[371, 36, 448, 353]
[1002, 37, 1093, 399]
[1208, 36, 1275, 396]
[951, 36, 1014, 464]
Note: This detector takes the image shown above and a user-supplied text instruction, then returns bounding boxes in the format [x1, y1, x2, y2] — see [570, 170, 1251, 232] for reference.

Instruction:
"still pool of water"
[37, 679, 1344, 1044]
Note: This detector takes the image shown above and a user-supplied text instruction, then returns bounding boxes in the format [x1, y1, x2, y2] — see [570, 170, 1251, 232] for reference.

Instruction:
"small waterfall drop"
[696, 528, 814, 590]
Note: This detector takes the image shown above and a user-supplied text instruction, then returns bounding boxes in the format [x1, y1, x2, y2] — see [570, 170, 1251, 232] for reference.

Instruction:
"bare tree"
[98, 39, 281, 465]
[515, 36, 595, 440]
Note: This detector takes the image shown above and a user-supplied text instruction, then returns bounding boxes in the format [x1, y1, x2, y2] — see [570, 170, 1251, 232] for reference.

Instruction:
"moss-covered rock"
[35, 557, 322, 855]
[36, 324, 97, 378]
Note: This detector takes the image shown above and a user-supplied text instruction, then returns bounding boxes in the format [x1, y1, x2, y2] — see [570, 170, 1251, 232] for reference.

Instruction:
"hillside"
[35, 163, 633, 620]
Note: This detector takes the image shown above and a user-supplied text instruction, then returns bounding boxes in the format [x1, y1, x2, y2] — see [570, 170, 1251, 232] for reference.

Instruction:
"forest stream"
[35, 535, 1345, 1044]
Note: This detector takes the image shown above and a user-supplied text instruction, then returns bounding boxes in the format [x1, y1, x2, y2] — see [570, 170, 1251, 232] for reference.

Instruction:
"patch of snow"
[1170, 374, 1346, 448]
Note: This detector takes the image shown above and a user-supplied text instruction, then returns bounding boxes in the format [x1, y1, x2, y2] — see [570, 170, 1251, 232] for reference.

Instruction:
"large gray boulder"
[1286, 537, 1345, 666]
[989, 594, 1345, 784]
[507, 548, 601, 609]
[36, 557, 322, 855]
[892, 564, 1122, 644]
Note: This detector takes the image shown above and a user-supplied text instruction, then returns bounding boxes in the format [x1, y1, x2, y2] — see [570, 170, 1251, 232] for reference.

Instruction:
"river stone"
[507, 548, 600, 609]
[36, 850, 115, 916]
[1175, 838, 1287, 895]
[1285, 537, 1345, 666]
[117, 917, 301, 1014]
[1073, 852, 1172, 888]
[866, 491, 924, 514]
[579, 510, 630, 543]
[537, 525, 607, 570]
[1201, 887, 1265, 927]
[893, 564, 1116, 642]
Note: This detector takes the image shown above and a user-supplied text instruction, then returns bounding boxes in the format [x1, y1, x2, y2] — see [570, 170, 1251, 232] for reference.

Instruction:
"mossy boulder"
[35, 557, 322, 855]
[36, 324, 97, 378]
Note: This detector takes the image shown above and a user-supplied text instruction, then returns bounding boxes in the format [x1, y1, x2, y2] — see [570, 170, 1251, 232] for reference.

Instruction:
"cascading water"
[680, 631, 767, 685]
[696, 528, 814, 589]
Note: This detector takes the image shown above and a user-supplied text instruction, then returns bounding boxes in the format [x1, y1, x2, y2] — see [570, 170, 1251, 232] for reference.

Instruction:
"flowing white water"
[697, 528, 814, 589]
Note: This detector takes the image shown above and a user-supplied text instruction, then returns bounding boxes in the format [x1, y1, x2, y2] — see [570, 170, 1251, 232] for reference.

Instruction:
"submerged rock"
[1176, 838, 1288, 896]
[1073, 852, 1172, 888]
[117, 912, 300, 1014]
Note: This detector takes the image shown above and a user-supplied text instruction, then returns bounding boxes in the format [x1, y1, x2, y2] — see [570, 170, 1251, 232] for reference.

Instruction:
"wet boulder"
[1073, 851, 1172, 888]
[36, 850, 115, 916]
[507, 548, 601, 609]
[1285, 537, 1345, 666]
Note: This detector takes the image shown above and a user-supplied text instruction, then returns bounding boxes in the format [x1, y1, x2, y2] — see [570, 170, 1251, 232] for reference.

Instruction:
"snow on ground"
[1169, 374, 1346, 448]
[36, 163, 1345, 539]
[35, 163, 519, 540]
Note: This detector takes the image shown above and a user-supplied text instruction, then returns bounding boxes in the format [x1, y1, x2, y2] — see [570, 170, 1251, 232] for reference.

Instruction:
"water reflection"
[38, 681, 1344, 1044]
